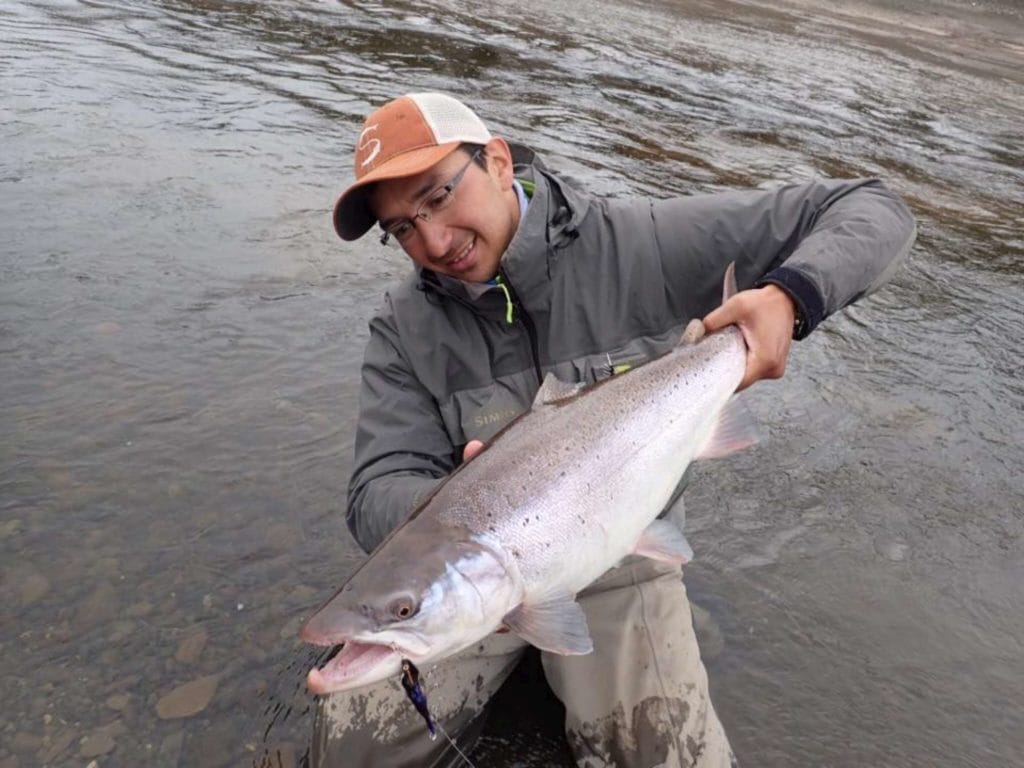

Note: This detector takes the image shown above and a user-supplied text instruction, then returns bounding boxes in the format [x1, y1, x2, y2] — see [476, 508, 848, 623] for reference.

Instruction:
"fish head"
[300, 530, 518, 694]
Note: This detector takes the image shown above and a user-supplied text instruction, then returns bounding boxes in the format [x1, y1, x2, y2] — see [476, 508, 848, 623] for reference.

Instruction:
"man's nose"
[417, 218, 452, 260]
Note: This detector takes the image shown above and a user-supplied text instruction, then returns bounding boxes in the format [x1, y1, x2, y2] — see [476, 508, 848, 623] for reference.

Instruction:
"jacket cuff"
[754, 266, 824, 340]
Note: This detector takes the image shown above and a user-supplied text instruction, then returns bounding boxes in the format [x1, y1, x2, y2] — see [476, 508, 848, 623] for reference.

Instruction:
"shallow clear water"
[2, 0, 1022, 766]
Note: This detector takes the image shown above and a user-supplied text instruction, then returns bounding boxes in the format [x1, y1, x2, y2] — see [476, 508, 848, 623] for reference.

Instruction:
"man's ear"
[484, 137, 515, 189]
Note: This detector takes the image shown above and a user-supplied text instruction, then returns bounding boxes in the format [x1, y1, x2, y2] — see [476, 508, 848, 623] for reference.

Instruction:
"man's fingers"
[736, 351, 787, 392]
[702, 286, 795, 392]
[463, 440, 485, 462]
[701, 300, 740, 333]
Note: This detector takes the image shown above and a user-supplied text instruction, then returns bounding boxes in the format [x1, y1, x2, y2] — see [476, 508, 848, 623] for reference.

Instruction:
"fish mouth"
[306, 639, 404, 695]
[300, 606, 431, 694]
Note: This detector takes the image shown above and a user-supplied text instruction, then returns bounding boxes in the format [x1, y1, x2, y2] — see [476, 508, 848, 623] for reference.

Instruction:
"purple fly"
[400, 659, 436, 739]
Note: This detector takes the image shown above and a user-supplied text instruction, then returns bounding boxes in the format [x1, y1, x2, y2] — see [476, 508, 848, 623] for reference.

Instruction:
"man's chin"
[459, 260, 501, 285]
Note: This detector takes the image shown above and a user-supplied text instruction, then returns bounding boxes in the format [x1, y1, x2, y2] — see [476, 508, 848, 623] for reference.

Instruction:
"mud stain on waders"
[568, 696, 695, 767]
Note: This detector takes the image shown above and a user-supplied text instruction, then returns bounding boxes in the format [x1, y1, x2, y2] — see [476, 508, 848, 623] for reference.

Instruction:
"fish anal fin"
[501, 594, 593, 655]
[696, 396, 759, 460]
[634, 519, 694, 564]
[533, 373, 585, 407]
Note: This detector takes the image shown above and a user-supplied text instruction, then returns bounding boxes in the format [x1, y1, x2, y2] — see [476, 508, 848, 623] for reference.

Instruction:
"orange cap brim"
[332, 141, 463, 241]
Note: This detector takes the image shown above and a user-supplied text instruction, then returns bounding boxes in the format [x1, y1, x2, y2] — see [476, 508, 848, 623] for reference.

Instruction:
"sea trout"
[301, 264, 754, 694]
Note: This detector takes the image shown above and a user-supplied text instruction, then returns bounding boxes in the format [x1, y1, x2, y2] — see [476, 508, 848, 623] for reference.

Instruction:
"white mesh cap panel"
[409, 92, 492, 145]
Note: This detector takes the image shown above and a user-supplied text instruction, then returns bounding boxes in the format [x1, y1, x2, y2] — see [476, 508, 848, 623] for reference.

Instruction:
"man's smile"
[441, 235, 477, 273]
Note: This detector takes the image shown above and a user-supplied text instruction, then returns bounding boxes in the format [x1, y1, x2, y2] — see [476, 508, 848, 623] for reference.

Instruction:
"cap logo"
[357, 124, 381, 169]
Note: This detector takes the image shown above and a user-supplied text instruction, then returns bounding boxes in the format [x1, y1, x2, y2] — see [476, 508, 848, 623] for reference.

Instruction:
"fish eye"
[387, 595, 419, 621]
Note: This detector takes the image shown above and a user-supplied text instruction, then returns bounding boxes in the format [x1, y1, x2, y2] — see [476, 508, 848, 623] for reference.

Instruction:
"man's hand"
[702, 284, 796, 391]
[463, 440, 485, 462]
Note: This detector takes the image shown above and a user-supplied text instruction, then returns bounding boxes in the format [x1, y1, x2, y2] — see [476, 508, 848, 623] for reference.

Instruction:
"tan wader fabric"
[545, 557, 733, 768]
[310, 557, 733, 768]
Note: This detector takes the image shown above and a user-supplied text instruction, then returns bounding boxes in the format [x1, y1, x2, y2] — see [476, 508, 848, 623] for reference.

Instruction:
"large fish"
[301, 264, 754, 694]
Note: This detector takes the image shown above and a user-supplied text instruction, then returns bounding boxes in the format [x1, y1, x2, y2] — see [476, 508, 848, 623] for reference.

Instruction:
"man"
[311, 92, 915, 767]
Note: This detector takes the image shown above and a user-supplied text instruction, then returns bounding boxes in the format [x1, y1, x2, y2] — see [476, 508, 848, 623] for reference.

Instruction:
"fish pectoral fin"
[532, 373, 586, 407]
[695, 396, 759, 460]
[634, 519, 694, 564]
[501, 594, 593, 655]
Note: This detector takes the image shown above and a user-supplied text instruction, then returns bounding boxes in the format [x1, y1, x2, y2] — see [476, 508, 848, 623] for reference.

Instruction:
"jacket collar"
[415, 143, 589, 321]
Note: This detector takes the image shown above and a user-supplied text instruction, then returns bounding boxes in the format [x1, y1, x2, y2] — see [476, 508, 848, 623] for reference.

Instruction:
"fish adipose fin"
[680, 318, 706, 345]
[695, 396, 759, 460]
[634, 519, 695, 564]
[678, 262, 738, 347]
[501, 594, 594, 655]
[533, 373, 586, 407]
[722, 260, 739, 303]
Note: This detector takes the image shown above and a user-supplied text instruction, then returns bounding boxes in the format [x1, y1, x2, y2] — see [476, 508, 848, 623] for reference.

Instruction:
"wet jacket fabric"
[346, 144, 916, 552]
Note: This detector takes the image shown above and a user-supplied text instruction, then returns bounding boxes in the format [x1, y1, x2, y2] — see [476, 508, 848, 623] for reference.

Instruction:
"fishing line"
[434, 720, 480, 768]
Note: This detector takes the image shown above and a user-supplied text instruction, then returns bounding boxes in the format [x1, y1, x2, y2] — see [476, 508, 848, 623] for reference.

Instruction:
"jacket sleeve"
[345, 298, 453, 553]
[650, 178, 916, 337]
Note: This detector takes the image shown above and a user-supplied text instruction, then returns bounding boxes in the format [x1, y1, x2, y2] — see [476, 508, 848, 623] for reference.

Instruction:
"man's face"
[368, 139, 520, 283]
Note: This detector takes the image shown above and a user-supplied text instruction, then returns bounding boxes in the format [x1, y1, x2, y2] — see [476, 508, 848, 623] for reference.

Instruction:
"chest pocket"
[438, 325, 687, 447]
[439, 369, 536, 447]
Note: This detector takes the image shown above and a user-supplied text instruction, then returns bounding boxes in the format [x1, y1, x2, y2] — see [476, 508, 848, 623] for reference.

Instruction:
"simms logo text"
[474, 408, 519, 429]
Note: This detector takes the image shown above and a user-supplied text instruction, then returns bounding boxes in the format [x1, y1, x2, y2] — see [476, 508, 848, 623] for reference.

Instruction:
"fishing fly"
[400, 658, 436, 739]
[399, 658, 480, 767]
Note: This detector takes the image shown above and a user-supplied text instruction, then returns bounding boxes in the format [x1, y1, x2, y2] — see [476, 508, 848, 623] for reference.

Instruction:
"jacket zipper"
[497, 268, 543, 386]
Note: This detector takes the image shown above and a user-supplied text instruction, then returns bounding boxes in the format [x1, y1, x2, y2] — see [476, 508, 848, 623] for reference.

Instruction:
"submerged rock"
[174, 627, 208, 664]
[79, 720, 125, 758]
[73, 581, 119, 632]
[155, 675, 220, 719]
[20, 573, 51, 606]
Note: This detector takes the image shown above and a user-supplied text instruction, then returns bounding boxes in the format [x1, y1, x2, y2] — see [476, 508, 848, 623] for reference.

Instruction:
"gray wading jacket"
[346, 144, 916, 552]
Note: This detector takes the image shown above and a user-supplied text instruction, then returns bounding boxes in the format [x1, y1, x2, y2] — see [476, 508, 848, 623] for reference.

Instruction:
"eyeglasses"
[379, 149, 483, 247]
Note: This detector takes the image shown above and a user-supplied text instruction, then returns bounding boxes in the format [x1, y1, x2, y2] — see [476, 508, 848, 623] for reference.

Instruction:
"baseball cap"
[332, 93, 492, 241]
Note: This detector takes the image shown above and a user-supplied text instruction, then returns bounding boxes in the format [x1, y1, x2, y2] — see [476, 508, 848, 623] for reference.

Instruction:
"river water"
[2, 0, 1022, 766]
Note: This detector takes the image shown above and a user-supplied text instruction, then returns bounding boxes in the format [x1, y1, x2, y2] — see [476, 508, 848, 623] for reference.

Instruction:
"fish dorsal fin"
[695, 396, 759, 460]
[722, 261, 738, 304]
[634, 519, 695, 564]
[501, 593, 593, 655]
[532, 373, 585, 408]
